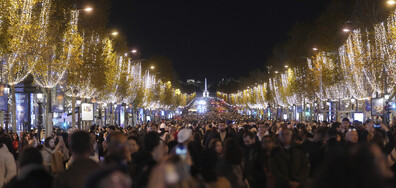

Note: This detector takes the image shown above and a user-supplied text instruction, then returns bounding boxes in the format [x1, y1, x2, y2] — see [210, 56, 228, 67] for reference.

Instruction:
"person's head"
[143, 131, 160, 152]
[44, 137, 55, 149]
[218, 121, 226, 132]
[371, 132, 385, 148]
[223, 138, 243, 165]
[127, 136, 140, 154]
[327, 127, 338, 141]
[313, 127, 326, 142]
[261, 135, 274, 151]
[18, 147, 43, 167]
[149, 124, 159, 133]
[177, 128, 193, 144]
[107, 132, 128, 160]
[345, 129, 358, 144]
[208, 138, 223, 155]
[342, 118, 350, 129]
[258, 123, 266, 135]
[332, 122, 341, 131]
[12, 133, 19, 140]
[106, 125, 116, 133]
[169, 125, 176, 133]
[70, 131, 91, 157]
[243, 131, 256, 147]
[145, 132, 166, 162]
[279, 128, 293, 146]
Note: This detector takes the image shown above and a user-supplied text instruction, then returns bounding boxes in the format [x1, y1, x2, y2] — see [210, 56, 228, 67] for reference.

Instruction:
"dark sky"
[109, 0, 332, 82]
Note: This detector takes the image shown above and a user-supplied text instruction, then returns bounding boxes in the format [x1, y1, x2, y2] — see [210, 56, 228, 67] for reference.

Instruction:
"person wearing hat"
[177, 128, 193, 145]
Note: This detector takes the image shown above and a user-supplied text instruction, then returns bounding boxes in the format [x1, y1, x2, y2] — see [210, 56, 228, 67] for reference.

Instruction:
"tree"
[32, 0, 79, 136]
[1, 0, 38, 132]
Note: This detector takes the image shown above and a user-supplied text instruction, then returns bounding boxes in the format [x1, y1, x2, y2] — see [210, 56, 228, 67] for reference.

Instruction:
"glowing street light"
[285, 65, 289, 68]
[131, 49, 137, 54]
[111, 31, 118, 36]
[313, 47, 318, 51]
[342, 28, 351, 32]
[150, 66, 155, 70]
[385, 93, 390, 100]
[83, 7, 93, 12]
[274, 71, 279, 74]
[387, 0, 396, 5]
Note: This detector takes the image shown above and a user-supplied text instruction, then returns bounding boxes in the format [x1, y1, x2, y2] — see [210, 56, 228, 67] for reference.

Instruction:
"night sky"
[109, 0, 332, 82]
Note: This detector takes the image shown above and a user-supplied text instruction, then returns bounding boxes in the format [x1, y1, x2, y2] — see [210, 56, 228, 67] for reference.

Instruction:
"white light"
[387, 0, 396, 5]
[37, 93, 43, 100]
[385, 94, 390, 100]
[274, 71, 279, 74]
[342, 28, 351, 32]
[76, 100, 81, 105]
[313, 48, 318, 51]
[198, 100, 206, 105]
[131, 49, 137, 53]
[17, 105, 23, 112]
[3, 87, 9, 95]
[84, 7, 93, 12]
[111, 32, 118, 36]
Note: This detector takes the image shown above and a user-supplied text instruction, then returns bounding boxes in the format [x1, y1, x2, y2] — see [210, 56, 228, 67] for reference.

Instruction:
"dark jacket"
[270, 145, 310, 188]
[216, 158, 247, 188]
[131, 150, 157, 188]
[243, 141, 267, 188]
[53, 158, 99, 188]
[212, 131, 235, 143]
[4, 164, 52, 188]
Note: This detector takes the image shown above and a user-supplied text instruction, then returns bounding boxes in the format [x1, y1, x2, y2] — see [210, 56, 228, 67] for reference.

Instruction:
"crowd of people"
[1, 114, 396, 188]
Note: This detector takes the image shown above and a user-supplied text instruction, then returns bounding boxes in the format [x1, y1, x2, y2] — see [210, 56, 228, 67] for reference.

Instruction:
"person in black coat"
[212, 121, 235, 143]
[271, 128, 310, 188]
[242, 131, 266, 188]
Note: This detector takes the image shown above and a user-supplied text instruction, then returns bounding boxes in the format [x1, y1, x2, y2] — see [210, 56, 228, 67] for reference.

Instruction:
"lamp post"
[3, 86, 10, 133]
[37, 93, 43, 141]
[103, 103, 107, 126]
[76, 99, 81, 130]
[351, 97, 357, 120]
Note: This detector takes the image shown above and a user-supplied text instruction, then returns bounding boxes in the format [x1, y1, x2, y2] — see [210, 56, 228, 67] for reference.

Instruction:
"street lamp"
[342, 28, 351, 32]
[285, 65, 289, 68]
[111, 31, 119, 36]
[131, 49, 137, 54]
[387, 0, 396, 5]
[313, 47, 318, 51]
[150, 66, 155, 70]
[76, 99, 81, 129]
[3, 87, 9, 95]
[83, 7, 93, 12]
[3, 86, 9, 133]
[274, 71, 279, 74]
[385, 93, 390, 100]
[37, 93, 43, 141]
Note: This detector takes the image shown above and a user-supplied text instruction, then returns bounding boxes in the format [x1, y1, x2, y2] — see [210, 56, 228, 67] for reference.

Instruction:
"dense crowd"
[1, 114, 396, 188]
